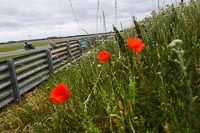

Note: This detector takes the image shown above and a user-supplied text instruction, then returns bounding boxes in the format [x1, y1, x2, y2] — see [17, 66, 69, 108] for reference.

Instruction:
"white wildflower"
[168, 39, 183, 48]
[97, 64, 102, 68]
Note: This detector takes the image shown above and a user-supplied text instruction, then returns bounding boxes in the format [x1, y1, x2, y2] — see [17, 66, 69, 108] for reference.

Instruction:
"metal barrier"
[0, 39, 82, 109]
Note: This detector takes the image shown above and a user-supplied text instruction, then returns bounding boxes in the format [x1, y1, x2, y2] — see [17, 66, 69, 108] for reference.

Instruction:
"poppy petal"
[49, 83, 70, 104]
[97, 51, 111, 62]
[127, 38, 145, 52]
[135, 43, 146, 52]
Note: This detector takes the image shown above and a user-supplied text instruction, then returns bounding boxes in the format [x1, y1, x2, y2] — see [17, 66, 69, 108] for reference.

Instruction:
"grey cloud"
[0, 0, 179, 42]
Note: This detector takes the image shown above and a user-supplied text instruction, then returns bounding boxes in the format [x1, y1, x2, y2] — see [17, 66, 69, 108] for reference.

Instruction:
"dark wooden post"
[7, 59, 21, 103]
[46, 49, 54, 74]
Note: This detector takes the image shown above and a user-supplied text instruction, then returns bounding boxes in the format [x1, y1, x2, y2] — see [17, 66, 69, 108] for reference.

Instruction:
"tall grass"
[0, 1, 200, 132]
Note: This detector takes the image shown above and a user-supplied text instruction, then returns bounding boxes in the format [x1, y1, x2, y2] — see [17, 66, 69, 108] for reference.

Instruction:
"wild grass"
[0, 1, 200, 132]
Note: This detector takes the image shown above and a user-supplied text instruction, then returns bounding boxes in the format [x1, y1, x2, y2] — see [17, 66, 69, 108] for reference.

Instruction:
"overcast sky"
[0, 0, 186, 42]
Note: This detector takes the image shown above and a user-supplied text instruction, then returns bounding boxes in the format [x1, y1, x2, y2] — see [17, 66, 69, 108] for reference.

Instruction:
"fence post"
[66, 42, 72, 59]
[85, 38, 89, 47]
[7, 59, 21, 103]
[46, 49, 54, 74]
[77, 40, 83, 56]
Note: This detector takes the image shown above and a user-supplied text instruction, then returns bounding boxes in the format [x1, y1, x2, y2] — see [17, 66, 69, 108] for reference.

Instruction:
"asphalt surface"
[0, 45, 50, 58]
[0, 33, 115, 58]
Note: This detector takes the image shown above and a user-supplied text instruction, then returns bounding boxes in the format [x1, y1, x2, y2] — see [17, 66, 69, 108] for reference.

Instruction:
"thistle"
[113, 25, 126, 54]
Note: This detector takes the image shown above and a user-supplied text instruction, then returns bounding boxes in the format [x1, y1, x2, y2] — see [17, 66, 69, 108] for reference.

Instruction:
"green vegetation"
[0, 44, 24, 52]
[0, 1, 200, 132]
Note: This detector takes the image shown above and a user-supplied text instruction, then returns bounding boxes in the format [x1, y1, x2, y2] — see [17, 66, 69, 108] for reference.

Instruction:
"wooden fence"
[0, 37, 97, 109]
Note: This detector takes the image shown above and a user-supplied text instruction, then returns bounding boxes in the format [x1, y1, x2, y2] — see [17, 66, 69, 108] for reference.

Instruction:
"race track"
[0, 45, 49, 58]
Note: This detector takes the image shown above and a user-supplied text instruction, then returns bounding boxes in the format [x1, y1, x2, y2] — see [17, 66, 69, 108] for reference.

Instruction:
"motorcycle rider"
[24, 41, 34, 50]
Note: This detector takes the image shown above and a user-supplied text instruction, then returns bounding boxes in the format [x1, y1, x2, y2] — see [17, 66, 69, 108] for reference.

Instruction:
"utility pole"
[96, 0, 100, 34]
[103, 11, 106, 33]
[115, 0, 117, 26]
[68, 0, 81, 35]
[158, 0, 160, 10]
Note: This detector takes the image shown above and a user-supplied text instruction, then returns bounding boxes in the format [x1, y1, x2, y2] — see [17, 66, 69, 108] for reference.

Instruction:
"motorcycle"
[24, 42, 35, 50]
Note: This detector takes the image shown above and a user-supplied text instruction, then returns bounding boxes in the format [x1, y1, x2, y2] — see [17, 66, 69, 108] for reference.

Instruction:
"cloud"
[0, 0, 183, 42]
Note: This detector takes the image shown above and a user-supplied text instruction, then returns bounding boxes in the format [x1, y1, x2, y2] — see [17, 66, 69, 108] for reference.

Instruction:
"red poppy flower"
[127, 38, 145, 52]
[49, 83, 70, 104]
[97, 51, 111, 62]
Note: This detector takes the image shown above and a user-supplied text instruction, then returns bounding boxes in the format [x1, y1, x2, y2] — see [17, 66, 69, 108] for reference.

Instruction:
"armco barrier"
[0, 39, 82, 109]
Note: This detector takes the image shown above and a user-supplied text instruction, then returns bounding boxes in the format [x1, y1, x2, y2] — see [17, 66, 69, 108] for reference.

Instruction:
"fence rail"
[0, 36, 103, 109]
